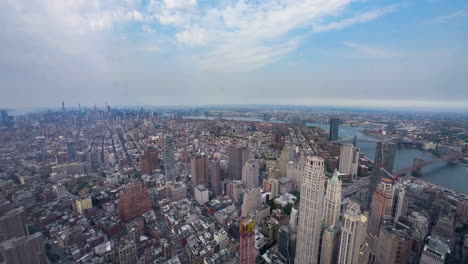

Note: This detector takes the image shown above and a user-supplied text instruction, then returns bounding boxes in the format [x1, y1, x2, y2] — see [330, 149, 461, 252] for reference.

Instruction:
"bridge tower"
[411, 158, 424, 177]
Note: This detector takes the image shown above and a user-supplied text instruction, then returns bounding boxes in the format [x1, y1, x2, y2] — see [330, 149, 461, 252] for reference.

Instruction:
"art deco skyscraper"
[242, 159, 259, 189]
[164, 135, 176, 181]
[338, 202, 368, 264]
[323, 170, 342, 228]
[295, 156, 326, 264]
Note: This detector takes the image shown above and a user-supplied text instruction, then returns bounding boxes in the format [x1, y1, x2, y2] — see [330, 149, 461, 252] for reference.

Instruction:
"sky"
[1, 0, 468, 110]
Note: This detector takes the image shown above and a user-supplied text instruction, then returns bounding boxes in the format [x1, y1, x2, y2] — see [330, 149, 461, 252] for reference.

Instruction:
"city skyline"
[1, 0, 468, 109]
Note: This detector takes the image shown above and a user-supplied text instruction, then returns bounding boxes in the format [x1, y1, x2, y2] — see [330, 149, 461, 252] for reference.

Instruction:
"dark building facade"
[328, 118, 339, 141]
[118, 183, 152, 222]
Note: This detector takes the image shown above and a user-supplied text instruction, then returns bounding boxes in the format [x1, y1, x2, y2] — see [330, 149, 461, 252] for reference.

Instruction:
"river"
[308, 123, 468, 195]
[184, 115, 468, 194]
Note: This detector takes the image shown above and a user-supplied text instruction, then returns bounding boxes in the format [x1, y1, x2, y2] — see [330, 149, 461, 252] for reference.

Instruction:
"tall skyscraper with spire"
[295, 156, 326, 264]
[323, 170, 342, 228]
[338, 202, 368, 264]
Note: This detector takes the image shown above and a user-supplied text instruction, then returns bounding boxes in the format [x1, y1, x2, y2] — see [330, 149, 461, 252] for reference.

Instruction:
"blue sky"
[1, 0, 468, 110]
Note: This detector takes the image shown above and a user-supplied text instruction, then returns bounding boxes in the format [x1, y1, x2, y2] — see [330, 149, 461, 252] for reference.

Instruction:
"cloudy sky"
[1, 0, 468, 110]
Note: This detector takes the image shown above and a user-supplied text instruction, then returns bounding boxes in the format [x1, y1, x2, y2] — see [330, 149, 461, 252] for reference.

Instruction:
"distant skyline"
[1, 0, 468, 110]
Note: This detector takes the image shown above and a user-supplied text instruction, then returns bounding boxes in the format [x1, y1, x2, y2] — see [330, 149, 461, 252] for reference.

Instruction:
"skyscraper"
[338, 144, 360, 179]
[320, 225, 341, 264]
[368, 142, 395, 207]
[323, 170, 342, 228]
[164, 135, 176, 181]
[242, 159, 259, 189]
[0, 207, 27, 242]
[420, 237, 450, 264]
[374, 142, 396, 173]
[279, 225, 294, 263]
[368, 178, 394, 236]
[295, 156, 326, 264]
[118, 182, 152, 222]
[240, 218, 256, 264]
[328, 118, 339, 141]
[241, 187, 261, 217]
[228, 145, 249, 180]
[210, 160, 221, 195]
[190, 153, 208, 186]
[374, 225, 412, 264]
[0, 232, 47, 264]
[338, 202, 368, 264]
[141, 148, 159, 175]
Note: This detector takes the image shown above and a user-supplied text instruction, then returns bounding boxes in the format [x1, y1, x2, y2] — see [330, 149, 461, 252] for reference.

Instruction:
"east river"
[184, 116, 468, 194]
[308, 123, 468, 194]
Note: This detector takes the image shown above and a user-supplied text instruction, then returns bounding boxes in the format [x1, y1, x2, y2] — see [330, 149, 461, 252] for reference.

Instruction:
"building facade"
[242, 159, 259, 189]
[295, 156, 326, 264]
[240, 218, 256, 264]
[338, 144, 360, 179]
[323, 170, 342, 228]
[338, 202, 368, 264]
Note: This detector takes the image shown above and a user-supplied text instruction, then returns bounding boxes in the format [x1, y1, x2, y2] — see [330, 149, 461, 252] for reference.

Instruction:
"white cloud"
[343, 42, 402, 59]
[164, 0, 197, 10]
[313, 4, 401, 32]
[426, 9, 468, 24]
[154, 0, 401, 71]
[176, 27, 207, 46]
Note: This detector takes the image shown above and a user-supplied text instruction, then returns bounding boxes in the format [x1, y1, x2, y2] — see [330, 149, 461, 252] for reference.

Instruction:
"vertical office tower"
[241, 187, 262, 217]
[392, 185, 406, 222]
[338, 144, 360, 179]
[0, 232, 47, 264]
[278, 225, 294, 263]
[67, 141, 77, 161]
[228, 145, 249, 180]
[338, 202, 368, 264]
[190, 153, 208, 186]
[420, 237, 450, 264]
[210, 160, 221, 195]
[278, 145, 294, 177]
[323, 170, 342, 228]
[320, 225, 341, 264]
[328, 118, 339, 141]
[242, 159, 259, 189]
[375, 142, 396, 173]
[240, 218, 256, 264]
[295, 156, 326, 264]
[164, 135, 176, 181]
[0, 207, 27, 242]
[368, 142, 396, 207]
[141, 148, 159, 175]
[368, 178, 395, 236]
[375, 226, 412, 264]
[118, 182, 152, 222]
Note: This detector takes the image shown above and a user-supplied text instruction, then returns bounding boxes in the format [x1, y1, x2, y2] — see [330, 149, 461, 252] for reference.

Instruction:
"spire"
[331, 169, 340, 184]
